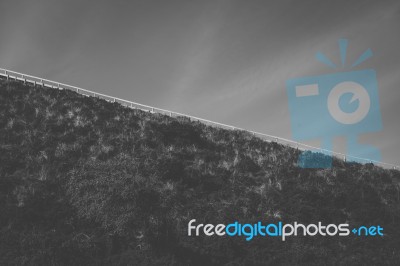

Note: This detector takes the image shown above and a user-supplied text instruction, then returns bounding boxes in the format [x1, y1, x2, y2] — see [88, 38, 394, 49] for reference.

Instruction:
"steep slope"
[0, 80, 399, 265]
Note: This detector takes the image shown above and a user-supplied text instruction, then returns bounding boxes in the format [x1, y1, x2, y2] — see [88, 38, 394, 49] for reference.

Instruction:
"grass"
[0, 79, 399, 265]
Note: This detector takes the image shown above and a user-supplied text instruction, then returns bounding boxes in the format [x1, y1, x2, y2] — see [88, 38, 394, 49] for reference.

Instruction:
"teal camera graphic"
[286, 39, 382, 168]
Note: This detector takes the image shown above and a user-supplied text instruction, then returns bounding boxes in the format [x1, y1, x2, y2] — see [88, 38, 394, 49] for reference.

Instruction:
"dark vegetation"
[0, 80, 399, 265]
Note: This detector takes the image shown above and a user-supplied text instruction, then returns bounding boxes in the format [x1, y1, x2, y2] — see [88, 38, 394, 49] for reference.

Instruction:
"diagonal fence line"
[0, 67, 398, 170]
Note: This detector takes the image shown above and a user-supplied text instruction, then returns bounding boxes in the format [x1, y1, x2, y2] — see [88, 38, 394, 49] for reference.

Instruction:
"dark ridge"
[0, 80, 399, 265]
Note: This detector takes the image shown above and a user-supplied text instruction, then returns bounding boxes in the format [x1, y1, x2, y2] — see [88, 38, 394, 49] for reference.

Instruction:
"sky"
[0, 0, 399, 165]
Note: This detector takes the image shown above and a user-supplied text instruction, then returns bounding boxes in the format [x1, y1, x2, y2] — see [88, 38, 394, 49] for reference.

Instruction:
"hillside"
[1, 79, 400, 265]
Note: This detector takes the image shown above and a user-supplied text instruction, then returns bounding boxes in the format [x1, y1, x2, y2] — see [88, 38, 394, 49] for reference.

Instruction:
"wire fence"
[0, 67, 398, 170]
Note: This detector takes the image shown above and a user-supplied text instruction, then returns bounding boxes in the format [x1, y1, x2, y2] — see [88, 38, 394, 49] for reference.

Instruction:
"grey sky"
[1, 0, 399, 165]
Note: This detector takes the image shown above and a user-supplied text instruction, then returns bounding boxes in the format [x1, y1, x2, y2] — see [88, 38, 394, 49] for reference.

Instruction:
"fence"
[0, 67, 398, 170]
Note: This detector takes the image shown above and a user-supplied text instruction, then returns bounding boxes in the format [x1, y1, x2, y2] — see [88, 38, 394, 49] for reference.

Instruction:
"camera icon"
[286, 40, 382, 168]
